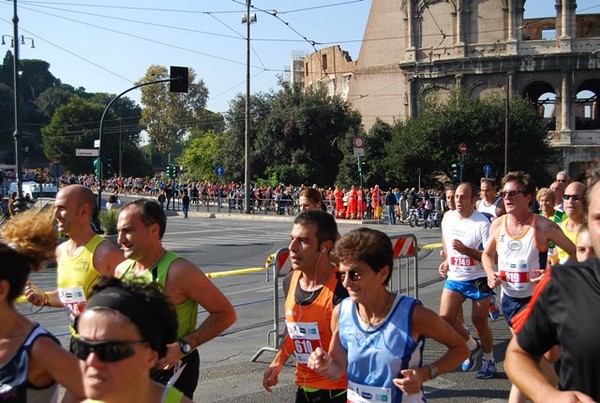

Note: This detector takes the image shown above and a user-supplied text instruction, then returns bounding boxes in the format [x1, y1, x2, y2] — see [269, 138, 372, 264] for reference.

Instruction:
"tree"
[384, 88, 554, 188]
[177, 129, 224, 181]
[41, 97, 117, 173]
[336, 119, 394, 188]
[222, 82, 362, 185]
[138, 65, 209, 160]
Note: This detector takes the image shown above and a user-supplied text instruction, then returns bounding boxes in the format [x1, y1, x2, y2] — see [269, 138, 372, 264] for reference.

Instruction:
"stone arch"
[522, 80, 557, 129]
[574, 77, 600, 130]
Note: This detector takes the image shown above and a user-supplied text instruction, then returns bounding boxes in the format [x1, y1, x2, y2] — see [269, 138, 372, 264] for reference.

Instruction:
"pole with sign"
[353, 136, 365, 189]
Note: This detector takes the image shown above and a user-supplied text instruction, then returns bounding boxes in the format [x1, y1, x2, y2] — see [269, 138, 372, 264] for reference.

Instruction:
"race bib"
[449, 255, 475, 270]
[500, 260, 529, 291]
[348, 380, 391, 403]
[58, 286, 86, 325]
[286, 321, 321, 364]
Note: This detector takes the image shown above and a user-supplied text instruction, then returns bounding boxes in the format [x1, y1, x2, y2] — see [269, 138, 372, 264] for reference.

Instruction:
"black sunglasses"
[73, 337, 146, 363]
[499, 189, 527, 198]
[562, 194, 581, 201]
[335, 270, 361, 283]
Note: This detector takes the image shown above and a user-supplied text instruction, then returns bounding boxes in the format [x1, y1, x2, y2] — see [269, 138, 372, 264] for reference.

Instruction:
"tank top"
[56, 235, 104, 334]
[477, 197, 502, 221]
[0, 324, 60, 403]
[119, 251, 198, 339]
[497, 214, 545, 299]
[338, 294, 425, 403]
[556, 218, 578, 264]
[284, 269, 347, 390]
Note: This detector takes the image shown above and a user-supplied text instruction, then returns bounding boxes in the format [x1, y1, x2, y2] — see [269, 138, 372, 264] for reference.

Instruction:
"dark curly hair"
[85, 277, 178, 359]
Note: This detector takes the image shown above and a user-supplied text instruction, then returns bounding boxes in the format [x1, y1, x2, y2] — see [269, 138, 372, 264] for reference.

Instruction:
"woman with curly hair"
[0, 209, 84, 401]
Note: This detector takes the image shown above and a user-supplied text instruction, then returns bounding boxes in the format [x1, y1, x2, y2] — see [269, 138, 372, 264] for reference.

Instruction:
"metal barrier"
[388, 234, 419, 299]
[251, 247, 291, 362]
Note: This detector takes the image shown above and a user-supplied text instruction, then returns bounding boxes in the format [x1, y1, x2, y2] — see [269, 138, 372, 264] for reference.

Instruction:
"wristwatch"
[178, 338, 193, 354]
[428, 364, 439, 380]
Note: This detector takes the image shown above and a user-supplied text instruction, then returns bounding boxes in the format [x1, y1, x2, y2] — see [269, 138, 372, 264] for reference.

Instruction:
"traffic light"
[169, 66, 189, 93]
[93, 157, 101, 181]
[106, 159, 113, 176]
[166, 164, 176, 178]
[451, 163, 459, 182]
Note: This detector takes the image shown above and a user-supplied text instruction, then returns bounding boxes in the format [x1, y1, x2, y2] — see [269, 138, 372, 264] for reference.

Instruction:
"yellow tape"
[15, 295, 28, 303]
[420, 242, 442, 250]
[206, 267, 265, 279]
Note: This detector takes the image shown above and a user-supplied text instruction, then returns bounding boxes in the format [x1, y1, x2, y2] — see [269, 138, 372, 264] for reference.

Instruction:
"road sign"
[76, 148, 99, 157]
[483, 164, 493, 177]
[459, 143, 467, 155]
[49, 162, 65, 178]
[215, 166, 225, 177]
[353, 136, 365, 148]
[353, 148, 365, 156]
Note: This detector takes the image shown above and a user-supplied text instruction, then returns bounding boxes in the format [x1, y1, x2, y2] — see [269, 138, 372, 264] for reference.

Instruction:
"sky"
[1, 1, 598, 115]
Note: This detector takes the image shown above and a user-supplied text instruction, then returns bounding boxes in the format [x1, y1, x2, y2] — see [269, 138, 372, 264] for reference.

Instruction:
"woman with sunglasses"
[0, 209, 84, 402]
[74, 277, 192, 402]
[307, 228, 468, 402]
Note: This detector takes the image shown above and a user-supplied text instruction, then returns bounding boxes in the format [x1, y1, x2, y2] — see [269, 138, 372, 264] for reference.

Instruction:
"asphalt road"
[18, 211, 512, 402]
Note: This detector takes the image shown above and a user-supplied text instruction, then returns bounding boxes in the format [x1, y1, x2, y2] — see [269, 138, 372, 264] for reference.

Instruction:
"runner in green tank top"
[114, 199, 236, 399]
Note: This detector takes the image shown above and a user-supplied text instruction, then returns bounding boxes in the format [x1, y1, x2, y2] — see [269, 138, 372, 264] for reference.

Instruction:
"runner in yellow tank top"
[24, 185, 124, 333]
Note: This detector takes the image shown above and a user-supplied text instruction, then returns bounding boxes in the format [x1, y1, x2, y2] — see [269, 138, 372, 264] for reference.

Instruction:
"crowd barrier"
[251, 233, 420, 362]
[251, 247, 291, 362]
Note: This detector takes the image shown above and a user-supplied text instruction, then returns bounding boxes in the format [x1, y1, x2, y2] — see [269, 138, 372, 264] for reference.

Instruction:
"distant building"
[302, 0, 600, 179]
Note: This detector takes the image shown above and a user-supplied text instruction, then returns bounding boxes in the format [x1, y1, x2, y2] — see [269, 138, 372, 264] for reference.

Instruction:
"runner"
[263, 210, 348, 402]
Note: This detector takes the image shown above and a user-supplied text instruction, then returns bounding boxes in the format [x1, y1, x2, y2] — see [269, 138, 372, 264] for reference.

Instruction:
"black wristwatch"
[178, 338, 193, 354]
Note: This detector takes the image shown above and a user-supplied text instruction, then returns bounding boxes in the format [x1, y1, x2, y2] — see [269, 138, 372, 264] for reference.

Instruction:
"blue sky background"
[1, 1, 598, 114]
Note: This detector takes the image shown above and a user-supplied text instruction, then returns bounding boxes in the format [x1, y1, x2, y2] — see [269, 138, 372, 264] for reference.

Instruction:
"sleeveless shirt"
[119, 251, 198, 338]
[57, 234, 104, 333]
[338, 294, 425, 403]
[0, 324, 60, 403]
[497, 214, 546, 299]
[284, 269, 347, 390]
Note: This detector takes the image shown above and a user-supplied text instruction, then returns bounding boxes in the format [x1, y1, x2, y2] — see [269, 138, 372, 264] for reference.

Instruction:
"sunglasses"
[499, 189, 527, 198]
[335, 270, 361, 283]
[562, 194, 581, 201]
[73, 337, 146, 363]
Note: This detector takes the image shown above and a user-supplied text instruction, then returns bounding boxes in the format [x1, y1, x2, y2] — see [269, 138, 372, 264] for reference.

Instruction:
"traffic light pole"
[96, 75, 185, 209]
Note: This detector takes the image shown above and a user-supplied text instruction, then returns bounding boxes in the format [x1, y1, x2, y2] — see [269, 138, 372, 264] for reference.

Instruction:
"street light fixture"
[242, 2, 256, 214]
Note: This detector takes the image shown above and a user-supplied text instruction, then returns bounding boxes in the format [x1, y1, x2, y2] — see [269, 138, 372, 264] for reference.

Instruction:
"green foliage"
[41, 97, 111, 173]
[138, 65, 209, 157]
[99, 208, 119, 235]
[384, 88, 554, 188]
[177, 129, 224, 181]
[222, 82, 362, 186]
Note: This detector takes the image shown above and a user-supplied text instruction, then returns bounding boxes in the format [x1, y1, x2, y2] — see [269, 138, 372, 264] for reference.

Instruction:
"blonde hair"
[1, 208, 57, 269]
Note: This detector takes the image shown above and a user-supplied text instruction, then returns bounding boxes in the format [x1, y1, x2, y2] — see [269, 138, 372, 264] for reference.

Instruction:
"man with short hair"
[556, 170, 570, 185]
[26, 185, 124, 328]
[483, 171, 576, 402]
[115, 199, 236, 398]
[439, 183, 495, 378]
[476, 178, 505, 221]
[505, 170, 600, 401]
[263, 210, 348, 402]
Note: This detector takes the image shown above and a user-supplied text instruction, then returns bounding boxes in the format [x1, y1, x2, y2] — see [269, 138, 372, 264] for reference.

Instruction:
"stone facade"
[302, 0, 600, 179]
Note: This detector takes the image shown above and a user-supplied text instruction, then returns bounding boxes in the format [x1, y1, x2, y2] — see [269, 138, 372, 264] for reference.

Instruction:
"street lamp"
[242, 2, 256, 214]
[9, 0, 26, 207]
